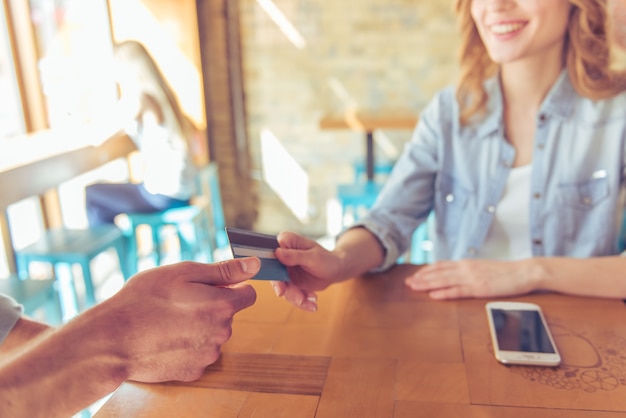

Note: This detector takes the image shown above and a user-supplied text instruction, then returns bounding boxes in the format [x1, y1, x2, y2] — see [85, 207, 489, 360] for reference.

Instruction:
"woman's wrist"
[519, 257, 549, 293]
[331, 246, 353, 282]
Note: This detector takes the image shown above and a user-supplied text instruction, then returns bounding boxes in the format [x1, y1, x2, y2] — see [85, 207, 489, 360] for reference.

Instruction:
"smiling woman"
[607, 0, 626, 69]
[268, 0, 626, 312]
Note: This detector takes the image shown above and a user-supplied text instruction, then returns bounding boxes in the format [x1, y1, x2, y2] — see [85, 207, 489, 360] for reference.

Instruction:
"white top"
[480, 165, 532, 260]
[0, 294, 23, 345]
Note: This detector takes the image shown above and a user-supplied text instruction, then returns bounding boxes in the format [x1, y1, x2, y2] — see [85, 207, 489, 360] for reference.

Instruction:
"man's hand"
[100, 258, 259, 383]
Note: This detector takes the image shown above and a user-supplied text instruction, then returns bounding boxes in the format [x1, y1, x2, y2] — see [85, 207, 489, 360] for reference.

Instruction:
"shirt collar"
[539, 69, 577, 119]
[470, 69, 576, 140]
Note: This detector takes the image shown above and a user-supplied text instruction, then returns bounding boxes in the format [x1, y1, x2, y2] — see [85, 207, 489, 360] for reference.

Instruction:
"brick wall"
[238, 0, 459, 237]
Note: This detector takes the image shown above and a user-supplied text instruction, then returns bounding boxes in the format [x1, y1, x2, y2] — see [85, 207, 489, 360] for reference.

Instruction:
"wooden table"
[320, 111, 418, 182]
[95, 263, 626, 417]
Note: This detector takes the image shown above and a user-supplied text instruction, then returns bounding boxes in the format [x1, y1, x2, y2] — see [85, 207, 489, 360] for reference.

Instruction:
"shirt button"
[583, 197, 592, 205]
[467, 248, 477, 256]
[503, 160, 512, 168]
[533, 239, 543, 246]
[534, 193, 541, 199]
[486, 205, 496, 213]
[537, 144, 545, 150]
[539, 114, 547, 123]
[445, 193, 454, 203]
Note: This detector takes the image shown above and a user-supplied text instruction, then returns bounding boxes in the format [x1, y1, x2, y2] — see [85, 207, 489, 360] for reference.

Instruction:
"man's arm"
[0, 258, 259, 418]
[0, 304, 129, 417]
[0, 317, 51, 356]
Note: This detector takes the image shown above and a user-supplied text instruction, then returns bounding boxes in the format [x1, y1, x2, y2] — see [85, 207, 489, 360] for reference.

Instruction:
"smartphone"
[485, 301, 561, 367]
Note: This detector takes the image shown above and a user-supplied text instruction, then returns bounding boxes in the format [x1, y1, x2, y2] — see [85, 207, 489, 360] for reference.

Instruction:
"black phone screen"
[490, 309, 556, 353]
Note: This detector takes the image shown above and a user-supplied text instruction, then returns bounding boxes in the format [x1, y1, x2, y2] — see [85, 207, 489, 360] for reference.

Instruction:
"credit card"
[225, 227, 290, 281]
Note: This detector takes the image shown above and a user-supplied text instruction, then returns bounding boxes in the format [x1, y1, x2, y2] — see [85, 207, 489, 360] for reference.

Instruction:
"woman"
[85, 40, 199, 226]
[272, 0, 626, 311]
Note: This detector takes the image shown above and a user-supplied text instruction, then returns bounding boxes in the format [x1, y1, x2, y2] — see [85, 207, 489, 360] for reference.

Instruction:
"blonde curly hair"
[454, 0, 626, 124]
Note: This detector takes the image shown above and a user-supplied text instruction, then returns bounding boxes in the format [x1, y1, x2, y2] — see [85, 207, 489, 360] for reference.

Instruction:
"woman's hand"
[271, 231, 346, 312]
[404, 259, 541, 300]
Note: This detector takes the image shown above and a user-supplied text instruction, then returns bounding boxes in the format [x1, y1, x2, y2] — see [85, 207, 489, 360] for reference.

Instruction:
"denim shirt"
[355, 71, 626, 271]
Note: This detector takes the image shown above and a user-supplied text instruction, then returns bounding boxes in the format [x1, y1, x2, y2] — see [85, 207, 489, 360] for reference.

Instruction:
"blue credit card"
[225, 227, 290, 281]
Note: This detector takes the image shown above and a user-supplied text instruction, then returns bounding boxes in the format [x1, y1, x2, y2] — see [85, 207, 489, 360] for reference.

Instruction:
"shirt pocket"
[436, 174, 472, 237]
[557, 177, 610, 239]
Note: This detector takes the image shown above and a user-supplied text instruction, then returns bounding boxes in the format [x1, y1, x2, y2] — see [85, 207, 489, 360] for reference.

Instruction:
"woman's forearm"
[529, 256, 626, 298]
[333, 227, 386, 280]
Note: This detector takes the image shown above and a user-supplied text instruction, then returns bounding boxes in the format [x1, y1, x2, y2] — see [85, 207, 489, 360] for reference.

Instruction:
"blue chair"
[336, 158, 434, 263]
[117, 204, 209, 275]
[14, 225, 128, 318]
[336, 181, 384, 227]
[0, 274, 62, 325]
[118, 162, 228, 275]
[410, 213, 435, 264]
[353, 160, 395, 183]
[198, 162, 228, 253]
[338, 159, 395, 226]
[615, 209, 626, 255]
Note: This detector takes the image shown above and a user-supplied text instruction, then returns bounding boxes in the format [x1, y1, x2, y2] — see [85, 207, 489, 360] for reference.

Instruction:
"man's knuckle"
[204, 347, 221, 365]
[216, 261, 236, 281]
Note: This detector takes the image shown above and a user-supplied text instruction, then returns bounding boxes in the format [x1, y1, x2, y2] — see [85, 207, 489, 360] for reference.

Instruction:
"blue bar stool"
[410, 213, 435, 264]
[353, 160, 395, 183]
[117, 204, 210, 275]
[336, 181, 384, 226]
[0, 274, 62, 325]
[336, 158, 434, 263]
[205, 163, 228, 251]
[14, 226, 128, 318]
[118, 162, 228, 275]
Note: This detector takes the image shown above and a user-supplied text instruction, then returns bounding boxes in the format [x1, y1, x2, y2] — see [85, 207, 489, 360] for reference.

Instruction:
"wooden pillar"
[196, 0, 258, 229]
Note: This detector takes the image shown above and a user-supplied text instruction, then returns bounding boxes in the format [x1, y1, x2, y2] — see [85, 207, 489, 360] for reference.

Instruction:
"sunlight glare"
[261, 129, 310, 222]
[256, 0, 306, 49]
[327, 77, 358, 109]
[108, 0, 205, 128]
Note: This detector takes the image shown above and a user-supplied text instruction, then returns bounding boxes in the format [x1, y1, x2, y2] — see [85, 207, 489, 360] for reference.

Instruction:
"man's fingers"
[181, 258, 261, 286]
[224, 284, 258, 313]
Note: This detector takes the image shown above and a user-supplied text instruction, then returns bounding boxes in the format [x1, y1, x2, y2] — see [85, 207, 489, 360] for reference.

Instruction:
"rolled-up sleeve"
[0, 294, 23, 345]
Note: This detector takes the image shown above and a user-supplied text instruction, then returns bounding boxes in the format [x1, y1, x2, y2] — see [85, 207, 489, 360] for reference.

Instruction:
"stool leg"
[410, 224, 428, 264]
[45, 283, 63, 326]
[151, 225, 162, 267]
[125, 228, 139, 277]
[177, 221, 197, 261]
[16, 255, 30, 280]
[79, 260, 96, 307]
[114, 238, 131, 281]
[199, 213, 215, 263]
[54, 262, 79, 321]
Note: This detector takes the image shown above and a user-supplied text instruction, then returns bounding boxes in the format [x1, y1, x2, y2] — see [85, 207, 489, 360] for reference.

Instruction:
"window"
[29, 0, 117, 128]
[0, 2, 24, 140]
